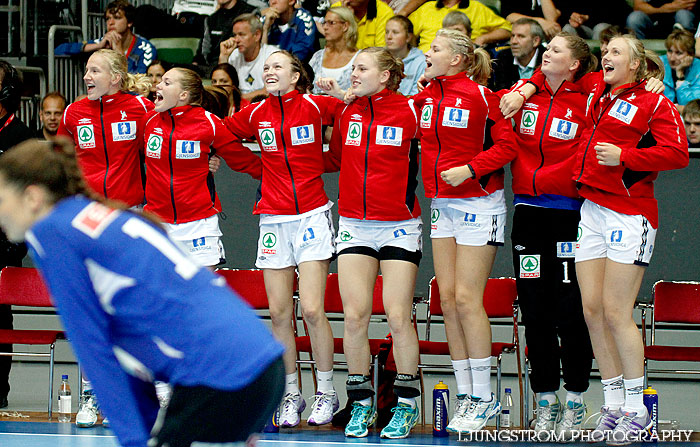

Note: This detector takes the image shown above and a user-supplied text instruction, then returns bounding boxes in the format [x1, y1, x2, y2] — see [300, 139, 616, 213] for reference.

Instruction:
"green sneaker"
[344, 402, 377, 438]
[380, 402, 419, 439]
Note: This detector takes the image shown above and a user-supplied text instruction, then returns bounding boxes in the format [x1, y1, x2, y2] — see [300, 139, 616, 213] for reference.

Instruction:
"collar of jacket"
[165, 104, 198, 117]
[354, 88, 393, 107]
[543, 78, 584, 95]
[268, 89, 300, 107]
[432, 71, 470, 84]
[610, 80, 644, 96]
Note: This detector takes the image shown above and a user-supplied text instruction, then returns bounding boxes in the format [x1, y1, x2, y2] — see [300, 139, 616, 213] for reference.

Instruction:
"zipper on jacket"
[99, 100, 109, 198]
[168, 111, 177, 223]
[575, 92, 618, 182]
[363, 98, 375, 219]
[433, 81, 445, 198]
[278, 95, 300, 214]
[532, 91, 556, 195]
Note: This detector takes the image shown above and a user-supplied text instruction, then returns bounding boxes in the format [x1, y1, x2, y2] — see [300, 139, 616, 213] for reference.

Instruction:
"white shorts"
[430, 205, 506, 246]
[164, 215, 225, 267]
[336, 216, 423, 264]
[256, 209, 335, 269]
[575, 200, 656, 266]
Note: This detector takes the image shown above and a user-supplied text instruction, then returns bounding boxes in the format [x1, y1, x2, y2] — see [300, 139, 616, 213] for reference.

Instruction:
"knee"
[602, 307, 631, 331]
[344, 311, 369, 334]
[454, 289, 483, 315]
[386, 310, 412, 336]
[626, 11, 648, 29]
[300, 302, 327, 327]
[675, 10, 695, 28]
[269, 305, 294, 327]
[581, 300, 602, 326]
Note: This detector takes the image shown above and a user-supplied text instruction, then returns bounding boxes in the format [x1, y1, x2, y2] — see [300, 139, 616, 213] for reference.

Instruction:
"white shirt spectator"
[227, 43, 279, 94]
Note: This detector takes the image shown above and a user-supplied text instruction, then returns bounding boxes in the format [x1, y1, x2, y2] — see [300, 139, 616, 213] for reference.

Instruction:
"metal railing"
[48, 24, 85, 100]
[15, 65, 46, 131]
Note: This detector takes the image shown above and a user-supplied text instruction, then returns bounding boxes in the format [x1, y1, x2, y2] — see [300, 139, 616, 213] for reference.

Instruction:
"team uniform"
[57, 92, 153, 207]
[143, 105, 261, 266]
[327, 88, 422, 264]
[224, 90, 341, 269]
[568, 72, 689, 265]
[413, 72, 517, 247]
[26, 196, 284, 447]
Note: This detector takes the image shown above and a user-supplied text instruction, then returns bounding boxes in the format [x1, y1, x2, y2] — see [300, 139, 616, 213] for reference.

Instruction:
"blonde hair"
[327, 7, 358, 51]
[611, 35, 664, 82]
[359, 47, 405, 92]
[435, 28, 491, 85]
[93, 49, 151, 96]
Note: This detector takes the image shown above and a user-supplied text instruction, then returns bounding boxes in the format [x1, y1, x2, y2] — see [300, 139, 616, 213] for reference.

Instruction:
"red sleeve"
[223, 106, 256, 140]
[57, 104, 74, 139]
[467, 88, 518, 177]
[210, 113, 262, 179]
[310, 95, 344, 126]
[324, 111, 343, 173]
[619, 96, 689, 172]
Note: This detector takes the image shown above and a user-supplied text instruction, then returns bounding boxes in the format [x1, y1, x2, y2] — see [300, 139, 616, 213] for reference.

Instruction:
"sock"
[622, 377, 645, 413]
[155, 381, 171, 399]
[601, 375, 625, 410]
[398, 397, 416, 408]
[285, 372, 300, 395]
[537, 391, 558, 405]
[452, 359, 473, 395]
[82, 378, 92, 394]
[469, 357, 492, 399]
[356, 397, 372, 406]
[565, 391, 584, 405]
[316, 369, 334, 393]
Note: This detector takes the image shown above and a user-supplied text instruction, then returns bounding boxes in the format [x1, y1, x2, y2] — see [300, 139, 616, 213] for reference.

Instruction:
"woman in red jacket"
[145, 67, 261, 267]
[323, 47, 422, 439]
[58, 49, 152, 208]
[224, 51, 343, 429]
[411, 29, 517, 434]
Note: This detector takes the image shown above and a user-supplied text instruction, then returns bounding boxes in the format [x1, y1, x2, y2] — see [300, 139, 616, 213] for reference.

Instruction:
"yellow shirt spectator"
[331, 0, 394, 48]
[409, 0, 511, 52]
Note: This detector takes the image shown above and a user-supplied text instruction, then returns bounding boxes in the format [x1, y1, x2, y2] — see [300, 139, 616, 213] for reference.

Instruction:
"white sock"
[452, 359, 473, 395]
[537, 391, 558, 405]
[565, 391, 584, 404]
[622, 377, 645, 413]
[469, 356, 492, 399]
[398, 397, 416, 408]
[601, 375, 625, 409]
[285, 372, 300, 395]
[356, 397, 372, 406]
[155, 381, 171, 399]
[316, 370, 334, 393]
[82, 378, 92, 393]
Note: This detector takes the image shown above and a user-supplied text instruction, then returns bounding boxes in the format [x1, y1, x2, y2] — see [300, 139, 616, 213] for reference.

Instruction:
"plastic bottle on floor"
[58, 375, 71, 423]
[501, 388, 513, 429]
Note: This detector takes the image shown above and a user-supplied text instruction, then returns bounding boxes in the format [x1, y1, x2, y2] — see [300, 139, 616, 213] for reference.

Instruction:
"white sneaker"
[75, 392, 98, 428]
[155, 381, 171, 408]
[447, 393, 501, 433]
[446, 394, 471, 432]
[556, 400, 586, 441]
[102, 416, 109, 427]
[279, 392, 306, 428]
[534, 398, 562, 433]
[307, 391, 339, 426]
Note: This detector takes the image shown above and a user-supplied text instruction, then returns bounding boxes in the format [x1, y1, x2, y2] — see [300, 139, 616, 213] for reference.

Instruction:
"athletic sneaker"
[155, 381, 171, 408]
[446, 394, 471, 432]
[556, 400, 586, 441]
[279, 392, 306, 428]
[344, 402, 377, 438]
[76, 392, 99, 428]
[380, 402, 419, 439]
[447, 393, 501, 433]
[307, 391, 339, 426]
[608, 410, 652, 446]
[590, 405, 623, 441]
[534, 398, 562, 433]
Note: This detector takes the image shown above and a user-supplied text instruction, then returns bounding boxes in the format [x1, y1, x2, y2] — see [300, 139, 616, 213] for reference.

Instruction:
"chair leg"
[372, 354, 379, 427]
[523, 357, 530, 429]
[48, 343, 55, 420]
[496, 356, 502, 431]
[516, 347, 524, 429]
[643, 359, 648, 389]
[418, 367, 425, 426]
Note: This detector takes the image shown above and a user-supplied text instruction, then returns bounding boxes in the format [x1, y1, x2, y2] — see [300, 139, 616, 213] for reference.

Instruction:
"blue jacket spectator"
[55, 35, 156, 74]
[398, 47, 426, 96]
[262, 0, 317, 62]
[661, 29, 700, 106]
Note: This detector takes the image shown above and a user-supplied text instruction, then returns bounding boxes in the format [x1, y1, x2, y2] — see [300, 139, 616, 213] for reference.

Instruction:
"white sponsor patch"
[556, 241, 576, 258]
[176, 140, 201, 159]
[71, 202, 120, 239]
[519, 254, 541, 278]
[420, 104, 433, 128]
[345, 121, 362, 146]
[290, 125, 314, 145]
[549, 118, 578, 140]
[520, 110, 538, 135]
[258, 128, 277, 151]
[442, 107, 469, 128]
[76, 124, 96, 149]
[608, 99, 638, 124]
[375, 125, 402, 146]
[146, 134, 162, 159]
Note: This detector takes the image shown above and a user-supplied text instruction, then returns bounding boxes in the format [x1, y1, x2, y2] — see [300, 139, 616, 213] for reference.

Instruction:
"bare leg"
[380, 259, 419, 374]
[297, 259, 334, 372]
[431, 238, 468, 360]
[264, 267, 297, 374]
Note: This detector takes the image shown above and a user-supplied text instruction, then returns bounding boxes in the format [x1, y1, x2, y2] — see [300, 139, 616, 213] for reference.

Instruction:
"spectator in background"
[662, 29, 700, 110]
[146, 60, 169, 102]
[330, 0, 394, 48]
[194, 0, 258, 69]
[559, 1, 630, 41]
[385, 15, 425, 96]
[500, 0, 561, 40]
[599, 25, 625, 58]
[627, 0, 698, 39]
[409, 0, 511, 52]
[261, 0, 318, 61]
[37, 92, 66, 141]
[489, 18, 546, 92]
[682, 98, 700, 147]
[211, 62, 245, 114]
[309, 7, 359, 94]
[219, 13, 279, 100]
[0, 60, 31, 410]
[442, 10, 472, 37]
[55, 0, 156, 74]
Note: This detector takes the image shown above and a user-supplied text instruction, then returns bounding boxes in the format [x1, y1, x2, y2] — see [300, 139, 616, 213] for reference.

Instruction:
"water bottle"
[643, 386, 658, 441]
[58, 375, 71, 423]
[501, 387, 513, 429]
[262, 406, 280, 433]
[432, 380, 449, 437]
